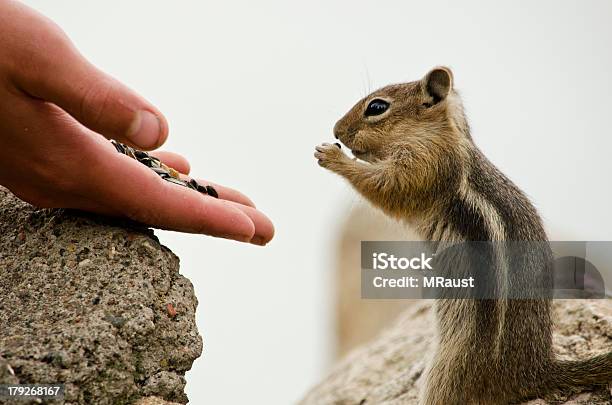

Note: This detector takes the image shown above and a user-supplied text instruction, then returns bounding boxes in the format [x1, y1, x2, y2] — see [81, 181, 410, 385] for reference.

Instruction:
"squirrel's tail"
[546, 352, 612, 393]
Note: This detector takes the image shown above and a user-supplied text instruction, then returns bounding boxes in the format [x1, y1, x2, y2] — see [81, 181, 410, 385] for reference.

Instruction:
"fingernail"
[250, 236, 267, 246]
[127, 110, 161, 149]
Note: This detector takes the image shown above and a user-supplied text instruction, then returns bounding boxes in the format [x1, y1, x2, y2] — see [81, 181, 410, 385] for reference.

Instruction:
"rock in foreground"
[0, 187, 202, 404]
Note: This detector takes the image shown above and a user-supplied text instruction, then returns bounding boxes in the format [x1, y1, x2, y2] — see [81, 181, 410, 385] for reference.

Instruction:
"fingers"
[188, 178, 256, 208]
[131, 150, 257, 208]
[150, 151, 191, 175]
[28, 61, 167, 150]
[130, 155, 267, 242]
[125, 151, 258, 209]
[224, 200, 274, 245]
[7, 9, 167, 150]
[78, 141, 258, 241]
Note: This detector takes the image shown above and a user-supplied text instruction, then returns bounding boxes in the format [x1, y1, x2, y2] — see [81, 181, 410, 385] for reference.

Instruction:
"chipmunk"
[315, 67, 612, 404]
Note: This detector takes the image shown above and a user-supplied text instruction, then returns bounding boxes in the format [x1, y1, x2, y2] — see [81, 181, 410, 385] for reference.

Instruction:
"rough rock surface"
[0, 187, 202, 404]
[134, 397, 181, 405]
[301, 300, 612, 404]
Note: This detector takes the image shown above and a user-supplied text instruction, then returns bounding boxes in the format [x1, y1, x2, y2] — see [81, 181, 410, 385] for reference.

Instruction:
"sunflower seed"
[152, 167, 170, 175]
[140, 158, 156, 168]
[166, 167, 180, 179]
[111, 141, 125, 154]
[134, 150, 148, 159]
[206, 186, 218, 198]
[165, 178, 185, 186]
[188, 179, 199, 190]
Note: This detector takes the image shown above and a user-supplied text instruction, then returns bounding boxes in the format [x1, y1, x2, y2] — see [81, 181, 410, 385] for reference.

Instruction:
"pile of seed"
[111, 140, 218, 198]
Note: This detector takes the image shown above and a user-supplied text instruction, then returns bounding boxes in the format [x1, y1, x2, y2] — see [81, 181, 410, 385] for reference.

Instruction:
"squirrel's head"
[333, 66, 468, 162]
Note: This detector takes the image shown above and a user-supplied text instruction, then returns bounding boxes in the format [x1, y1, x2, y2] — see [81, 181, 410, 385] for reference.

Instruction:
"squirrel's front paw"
[315, 142, 347, 169]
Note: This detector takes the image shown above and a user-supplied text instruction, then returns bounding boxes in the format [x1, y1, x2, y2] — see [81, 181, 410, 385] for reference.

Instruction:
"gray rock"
[301, 300, 612, 404]
[0, 187, 202, 404]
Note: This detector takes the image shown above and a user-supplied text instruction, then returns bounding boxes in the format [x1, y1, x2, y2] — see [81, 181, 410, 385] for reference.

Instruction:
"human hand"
[0, 0, 274, 245]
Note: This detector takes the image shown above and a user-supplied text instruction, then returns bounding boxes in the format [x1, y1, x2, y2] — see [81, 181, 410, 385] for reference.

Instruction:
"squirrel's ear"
[421, 66, 453, 104]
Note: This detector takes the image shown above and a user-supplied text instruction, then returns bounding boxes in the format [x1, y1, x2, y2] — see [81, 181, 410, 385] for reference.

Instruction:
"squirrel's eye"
[364, 99, 390, 117]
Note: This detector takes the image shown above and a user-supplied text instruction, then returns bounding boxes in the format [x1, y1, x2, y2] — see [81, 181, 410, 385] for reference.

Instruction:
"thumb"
[15, 32, 168, 150]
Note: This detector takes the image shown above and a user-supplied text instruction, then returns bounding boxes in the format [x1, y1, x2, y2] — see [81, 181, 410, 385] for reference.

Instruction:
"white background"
[22, 1, 612, 404]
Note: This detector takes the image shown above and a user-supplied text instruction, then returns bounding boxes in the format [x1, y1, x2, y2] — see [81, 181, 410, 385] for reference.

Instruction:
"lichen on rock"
[0, 187, 202, 404]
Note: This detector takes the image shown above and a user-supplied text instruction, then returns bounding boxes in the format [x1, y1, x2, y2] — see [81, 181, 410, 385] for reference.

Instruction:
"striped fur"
[316, 67, 612, 404]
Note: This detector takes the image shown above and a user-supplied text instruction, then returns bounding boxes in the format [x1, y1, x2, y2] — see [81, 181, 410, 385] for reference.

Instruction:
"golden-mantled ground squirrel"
[315, 67, 612, 404]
